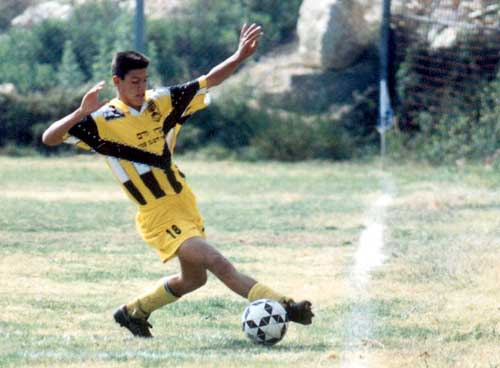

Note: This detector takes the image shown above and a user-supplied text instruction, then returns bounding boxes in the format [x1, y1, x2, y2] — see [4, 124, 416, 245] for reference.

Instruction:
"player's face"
[114, 68, 148, 110]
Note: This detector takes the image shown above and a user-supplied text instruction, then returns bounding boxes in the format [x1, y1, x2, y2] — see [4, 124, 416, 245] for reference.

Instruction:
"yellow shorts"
[135, 186, 206, 263]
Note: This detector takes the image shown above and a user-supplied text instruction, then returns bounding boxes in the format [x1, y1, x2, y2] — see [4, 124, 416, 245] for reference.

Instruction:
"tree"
[146, 41, 162, 87]
[58, 40, 85, 89]
[112, 11, 134, 52]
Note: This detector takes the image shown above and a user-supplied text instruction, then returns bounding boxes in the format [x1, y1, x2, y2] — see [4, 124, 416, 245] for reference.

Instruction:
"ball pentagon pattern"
[241, 299, 289, 346]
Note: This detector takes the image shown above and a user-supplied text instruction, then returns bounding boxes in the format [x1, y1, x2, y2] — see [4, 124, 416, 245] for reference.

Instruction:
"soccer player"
[42, 23, 313, 338]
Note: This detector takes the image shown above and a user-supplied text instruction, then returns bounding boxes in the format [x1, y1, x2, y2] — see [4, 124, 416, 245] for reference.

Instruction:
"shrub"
[388, 72, 500, 164]
[251, 113, 354, 161]
[176, 86, 268, 152]
[0, 88, 84, 150]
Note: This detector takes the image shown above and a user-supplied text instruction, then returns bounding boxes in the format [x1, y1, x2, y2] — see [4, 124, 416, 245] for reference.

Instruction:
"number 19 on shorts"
[166, 225, 182, 238]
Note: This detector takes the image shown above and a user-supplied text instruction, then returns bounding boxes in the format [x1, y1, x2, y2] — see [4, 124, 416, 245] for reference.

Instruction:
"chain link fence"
[390, 0, 500, 129]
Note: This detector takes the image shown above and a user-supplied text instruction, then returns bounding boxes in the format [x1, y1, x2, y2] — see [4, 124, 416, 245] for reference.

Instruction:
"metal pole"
[378, 0, 393, 164]
[379, 0, 391, 84]
[134, 0, 145, 53]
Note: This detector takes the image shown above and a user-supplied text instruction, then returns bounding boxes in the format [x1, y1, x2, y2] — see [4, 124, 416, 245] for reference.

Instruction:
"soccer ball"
[241, 299, 289, 346]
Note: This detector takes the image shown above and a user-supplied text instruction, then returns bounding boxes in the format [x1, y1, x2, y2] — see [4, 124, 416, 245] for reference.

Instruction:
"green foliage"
[146, 41, 162, 87]
[59, 40, 85, 88]
[391, 35, 500, 164]
[32, 20, 66, 66]
[68, 0, 134, 80]
[178, 86, 356, 161]
[251, 114, 354, 161]
[0, 28, 38, 92]
[147, 2, 242, 83]
[0, 89, 83, 150]
[394, 43, 491, 132]
[0, 21, 65, 91]
[91, 36, 113, 83]
[0, 0, 372, 161]
[147, 0, 302, 84]
[0, 0, 135, 92]
[112, 12, 133, 52]
[0, 1, 302, 99]
[388, 73, 500, 164]
[243, 0, 303, 44]
[177, 87, 266, 152]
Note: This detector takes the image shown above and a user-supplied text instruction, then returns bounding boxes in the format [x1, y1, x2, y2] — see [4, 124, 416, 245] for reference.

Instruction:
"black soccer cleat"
[282, 300, 314, 325]
[113, 305, 153, 338]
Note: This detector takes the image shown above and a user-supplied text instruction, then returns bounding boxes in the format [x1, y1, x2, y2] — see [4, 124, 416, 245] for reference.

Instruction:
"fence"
[388, 0, 500, 129]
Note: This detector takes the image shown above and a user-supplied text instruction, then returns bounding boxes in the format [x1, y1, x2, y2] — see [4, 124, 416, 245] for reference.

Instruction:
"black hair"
[112, 50, 150, 79]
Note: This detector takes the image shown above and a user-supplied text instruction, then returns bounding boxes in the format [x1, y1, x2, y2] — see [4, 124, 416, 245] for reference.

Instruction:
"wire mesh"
[390, 0, 500, 128]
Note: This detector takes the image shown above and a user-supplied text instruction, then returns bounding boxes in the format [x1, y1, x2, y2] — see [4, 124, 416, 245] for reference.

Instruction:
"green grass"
[0, 155, 499, 367]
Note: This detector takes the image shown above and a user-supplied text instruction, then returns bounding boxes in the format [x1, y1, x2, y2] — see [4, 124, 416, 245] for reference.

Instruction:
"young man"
[42, 23, 313, 338]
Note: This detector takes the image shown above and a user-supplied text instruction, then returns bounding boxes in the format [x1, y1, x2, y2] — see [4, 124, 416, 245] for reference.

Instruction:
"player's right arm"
[42, 81, 108, 146]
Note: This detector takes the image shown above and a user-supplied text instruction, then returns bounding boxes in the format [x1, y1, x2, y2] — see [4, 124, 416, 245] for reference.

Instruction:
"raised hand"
[205, 23, 264, 88]
[235, 23, 263, 61]
[80, 81, 109, 115]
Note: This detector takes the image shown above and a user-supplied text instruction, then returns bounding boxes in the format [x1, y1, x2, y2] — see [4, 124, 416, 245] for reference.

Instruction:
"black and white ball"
[241, 299, 289, 346]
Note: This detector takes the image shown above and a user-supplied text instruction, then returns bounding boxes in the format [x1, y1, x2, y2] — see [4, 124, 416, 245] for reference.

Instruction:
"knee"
[182, 277, 207, 294]
[169, 273, 207, 295]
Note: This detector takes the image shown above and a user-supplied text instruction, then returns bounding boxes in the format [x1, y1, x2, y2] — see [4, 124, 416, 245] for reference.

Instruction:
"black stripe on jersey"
[164, 168, 182, 193]
[69, 116, 167, 169]
[156, 81, 201, 192]
[175, 165, 186, 178]
[161, 80, 200, 134]
[123, 180, 147, 205]
[177, 116, 189, 126]
[140, 171, 166, 198]
[70, 113, 186, 195]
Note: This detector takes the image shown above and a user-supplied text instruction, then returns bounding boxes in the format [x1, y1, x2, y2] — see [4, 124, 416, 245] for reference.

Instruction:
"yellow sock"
[126, 278, 179, 319]
[247, 282, 291, 303]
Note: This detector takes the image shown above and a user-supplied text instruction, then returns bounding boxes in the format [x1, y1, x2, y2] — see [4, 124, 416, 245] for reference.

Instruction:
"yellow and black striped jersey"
[64, 76, 210, 208]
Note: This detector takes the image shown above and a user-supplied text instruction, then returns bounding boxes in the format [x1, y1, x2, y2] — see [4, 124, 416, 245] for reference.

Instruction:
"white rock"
[357, 0, 382, 27]
[11, 1, 73, 28]
[0, 83, 17, 95]
[429, 26, 459, 49]
[297, 0, 372, 70]
[114, 0, 188, 18]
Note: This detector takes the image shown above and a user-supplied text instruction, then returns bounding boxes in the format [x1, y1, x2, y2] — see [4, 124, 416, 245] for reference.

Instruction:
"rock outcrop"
[10, 0, 187, 28]
[297, 0, 373, 70]
[11, 1, 73, 28]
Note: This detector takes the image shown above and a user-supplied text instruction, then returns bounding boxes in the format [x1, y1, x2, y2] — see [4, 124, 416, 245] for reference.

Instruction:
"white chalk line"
[341, 175, 396, 368]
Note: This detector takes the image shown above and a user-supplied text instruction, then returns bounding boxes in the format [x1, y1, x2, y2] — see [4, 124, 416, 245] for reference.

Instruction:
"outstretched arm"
[205, 23, 263, 88]
[42, 81, 108, 146]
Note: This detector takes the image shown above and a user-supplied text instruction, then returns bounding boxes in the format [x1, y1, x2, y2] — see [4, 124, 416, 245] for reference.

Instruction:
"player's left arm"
[205, 23, 263, 88]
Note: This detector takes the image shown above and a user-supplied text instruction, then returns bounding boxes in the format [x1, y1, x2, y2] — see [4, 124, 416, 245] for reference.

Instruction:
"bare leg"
[168, 236, 257, 298]
[167, 256, 208, 296]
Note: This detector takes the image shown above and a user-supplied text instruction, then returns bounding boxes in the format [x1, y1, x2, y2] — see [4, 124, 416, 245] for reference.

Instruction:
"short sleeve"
[63, 116, 96, 151]
[170, 76, 210, 118]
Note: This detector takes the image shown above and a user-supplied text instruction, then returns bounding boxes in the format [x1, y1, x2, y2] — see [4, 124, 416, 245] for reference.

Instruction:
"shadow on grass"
[201, 338, 330, 353]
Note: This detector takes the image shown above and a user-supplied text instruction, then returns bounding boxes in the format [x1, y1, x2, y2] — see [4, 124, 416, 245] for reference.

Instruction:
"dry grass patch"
[0, 188, 125, 202]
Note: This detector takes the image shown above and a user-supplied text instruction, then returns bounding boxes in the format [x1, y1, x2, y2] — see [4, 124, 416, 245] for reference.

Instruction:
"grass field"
[0, 155, 499, 368]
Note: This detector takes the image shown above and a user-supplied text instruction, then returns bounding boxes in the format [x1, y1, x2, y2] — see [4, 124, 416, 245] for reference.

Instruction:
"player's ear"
[112, 75, 121, 87]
